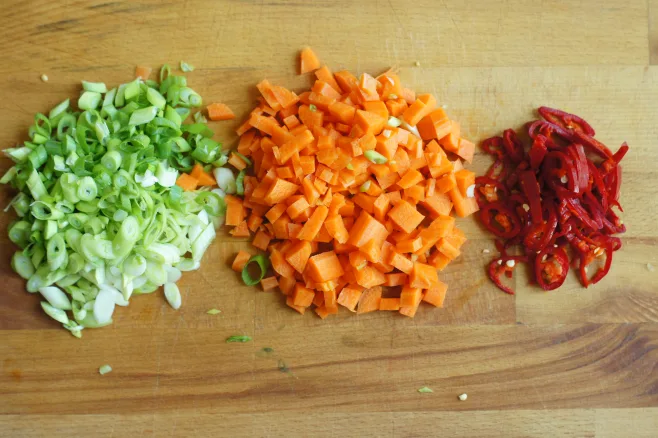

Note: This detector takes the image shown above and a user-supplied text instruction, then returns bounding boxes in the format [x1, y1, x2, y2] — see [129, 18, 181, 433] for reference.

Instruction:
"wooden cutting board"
[1, 1, 657, 436]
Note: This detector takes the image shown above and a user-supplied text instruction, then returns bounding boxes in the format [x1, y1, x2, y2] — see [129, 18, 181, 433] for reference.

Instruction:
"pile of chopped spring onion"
[1, 65, 232, 337]
[477, 107, 627, 293]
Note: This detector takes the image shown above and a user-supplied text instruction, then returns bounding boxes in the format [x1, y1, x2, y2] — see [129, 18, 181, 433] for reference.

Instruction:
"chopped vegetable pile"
[1, 64, 233, 336]
[477, 107, 627, 293]
[227, 48, 479, 318]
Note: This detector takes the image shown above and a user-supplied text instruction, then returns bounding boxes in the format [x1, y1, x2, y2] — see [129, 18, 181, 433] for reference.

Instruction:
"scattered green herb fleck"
[262, 347, 274, 353]
[309, 104, 317, 112]
[99, 364, 112, 375]
[417, 386, 433, 393]
[180, 61, 195, 72]
[206, 308, 221, 315]
[226, 335, 252, 343]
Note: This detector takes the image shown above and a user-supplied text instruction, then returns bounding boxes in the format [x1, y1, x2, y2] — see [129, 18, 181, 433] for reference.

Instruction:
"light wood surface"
[1, 1, 657, 437]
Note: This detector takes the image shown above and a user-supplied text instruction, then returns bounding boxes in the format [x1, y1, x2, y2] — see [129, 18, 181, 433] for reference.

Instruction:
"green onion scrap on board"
[1, 64, 239, 337]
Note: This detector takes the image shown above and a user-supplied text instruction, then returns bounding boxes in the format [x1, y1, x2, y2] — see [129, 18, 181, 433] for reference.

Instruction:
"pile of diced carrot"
[228, 48, 479, 318]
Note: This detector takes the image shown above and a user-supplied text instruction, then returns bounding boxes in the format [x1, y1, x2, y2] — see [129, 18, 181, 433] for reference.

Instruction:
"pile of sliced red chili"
[477, 107, 627, 294]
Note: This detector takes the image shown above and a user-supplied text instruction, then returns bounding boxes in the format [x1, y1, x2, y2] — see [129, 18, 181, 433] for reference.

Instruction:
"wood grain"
[1, 1, 657, 436]
[3, 324, 658, 414]
[651, 0, 658, 64]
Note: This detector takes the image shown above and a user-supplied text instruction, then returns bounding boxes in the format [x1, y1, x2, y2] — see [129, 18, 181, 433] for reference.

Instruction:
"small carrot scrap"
[207, 102, 235, 121]
[300, 47, 321, 74]
[190, 163, 216, 186]
[135, 66, 152, 80]
[176, 173, 199, 192]
[260, 276, 279, 291]
[232, 250, 252, 272]
[226, 51, 477, 318]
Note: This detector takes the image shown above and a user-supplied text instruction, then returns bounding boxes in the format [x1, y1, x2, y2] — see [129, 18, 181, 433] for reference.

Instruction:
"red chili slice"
[488, 256, 528, 295]
[479, 202, 522, 239]
[503, 129, 525, 163]
[578, 240, 613, 287]
[535, 246, 569, 290]
[529, 135, 548, 170]
[538, 107, 596, 136]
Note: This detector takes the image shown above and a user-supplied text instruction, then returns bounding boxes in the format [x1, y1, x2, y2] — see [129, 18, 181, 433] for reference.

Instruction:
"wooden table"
[1, 1, 657, 436]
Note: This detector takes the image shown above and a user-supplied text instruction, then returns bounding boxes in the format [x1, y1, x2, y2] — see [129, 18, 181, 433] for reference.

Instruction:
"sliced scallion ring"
[241, 255, 270, 286]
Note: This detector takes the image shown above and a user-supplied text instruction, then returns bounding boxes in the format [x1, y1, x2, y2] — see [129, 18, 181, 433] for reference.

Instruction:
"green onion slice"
[241, 255, 270, 286]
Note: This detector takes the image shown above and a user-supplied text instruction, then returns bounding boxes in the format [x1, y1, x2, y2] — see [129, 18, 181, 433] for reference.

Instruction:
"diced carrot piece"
[390, 252, 414, 274]
[292, 283, 315, 307]
[421, 193, 453, 218]
[396, 237, 423, 254]
[436, 238, 461, 260]
[358, 73, 379, 101]
[357, 286, 382, 314]
[438, 121, 460, 153]
[285, 240, 313, 273]
[328, 101, 356, 125]
[385, 273, 407, 287]
[404, 185, 425, 204]
[379, 298, 401, 311]
[314, 65, 341, 93]
[324, 214, 349, 244]
[263, 178, 299, 205]
[387, 200, 425, 234]
[457, 138, 475, 164]
[286, 197, 311, 221]
[313, 80, 342, 100]
[445, 227, 468, 250]
[323, 289, 338, 312]
[386, 98, 407, 117]
[355, 265, 386, 289]
[247, 214, 263, 233]
[207, 102, 236, 121]
[417, 108, 451, 141]
[270, 248, 296, 278]
[423, 280, 448, 307]
[399, 301, 420, 318]
[297, 205, 329, 241]
[175, 173, 198, 192]
[260, 276, 279, 291]
[428, 250, 451, 271]
[279, 276, 296, 295]
[397, 168, 424, 189]
[361, 239, 382, 263]
[256, 79, 283, 111]
[400, 285, 422, 308]
[455, 169, 475, 198]
[410, 262, 439, 289]
[228, 152, 249, 171]
[286, 295, 307, 314]
[448, 187, 479, 218]
[347, 211, 390, 248]
[232, 250, 252, 272]
[251, 230, 271, 251]
[402, 94, 436, 126]
[337, 286, 362, 312]
[363, 101, 389, 120]
[230, 220, 250, 237]
[354, 109, 387, 136]
[225, 196, 245, 226]
[271, 85, 300, 109]
[265, 203, 287, 224]
[135, 66, 152, 80]
[436, 172, 457, 194]
[306, 251, 344, 283]
[334, 70, 359, 93]
[300, 47, 321, 74]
